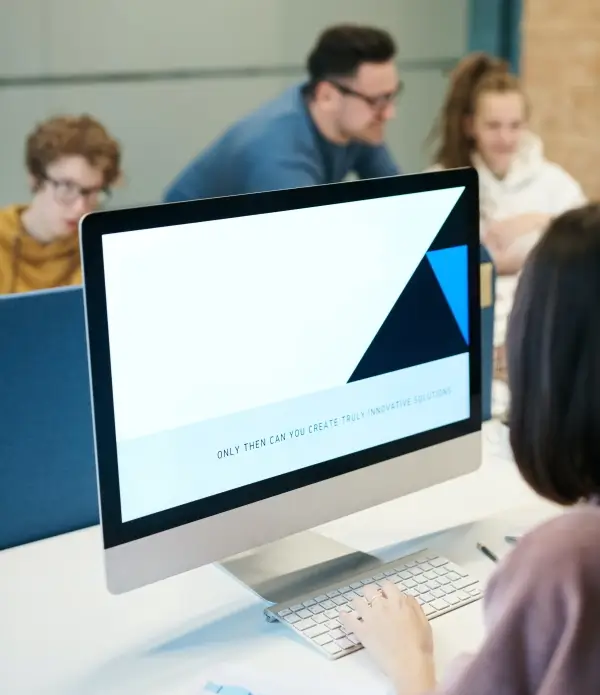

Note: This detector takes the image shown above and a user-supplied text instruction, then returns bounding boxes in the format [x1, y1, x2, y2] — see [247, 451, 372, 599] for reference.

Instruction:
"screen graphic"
[102, 187, 471, 522]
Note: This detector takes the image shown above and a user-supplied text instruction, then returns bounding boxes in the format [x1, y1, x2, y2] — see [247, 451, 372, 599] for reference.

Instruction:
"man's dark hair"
[507, 203, 600, 505]
[306, 25, 396, 94]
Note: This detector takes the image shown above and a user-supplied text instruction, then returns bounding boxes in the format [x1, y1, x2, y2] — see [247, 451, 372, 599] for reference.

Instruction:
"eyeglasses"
[329, 81, 404, 110]
[43, 175, 111, 206]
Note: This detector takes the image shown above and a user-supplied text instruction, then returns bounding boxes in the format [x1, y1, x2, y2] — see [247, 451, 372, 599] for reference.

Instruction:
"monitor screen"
[100, 183, 473, 524]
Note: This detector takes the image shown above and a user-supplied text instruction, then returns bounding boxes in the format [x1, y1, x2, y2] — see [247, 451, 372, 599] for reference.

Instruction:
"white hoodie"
[429, 132, 586, 345]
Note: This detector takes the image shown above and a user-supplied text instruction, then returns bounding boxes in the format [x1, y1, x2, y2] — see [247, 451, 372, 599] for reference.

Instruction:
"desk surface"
[0, 422, 558, 695]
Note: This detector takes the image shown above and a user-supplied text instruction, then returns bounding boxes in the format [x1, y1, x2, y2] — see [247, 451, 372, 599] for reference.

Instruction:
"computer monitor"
[81, 168, 481, 599]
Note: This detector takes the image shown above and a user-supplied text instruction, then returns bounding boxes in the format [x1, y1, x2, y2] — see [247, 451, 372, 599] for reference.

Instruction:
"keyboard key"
[406, 588, 419, 598]
[415, 575, 429, 585]
[323, 642, 342, 655]
[431, 599, 449, 611]
[305, 624, 329, 639]
[405, 561, 417, 568]
[315, 595, 328, 603]
[350, 582, 362, 590]
[420, 592, 434, 603]
[423, 604, 436, 616]
[431, 589, 445, 599]
[343, 590, 360, 600]
[445, 593, 460, 605]
[442, 585, 456, 595]
[408, 568, 422, 577]
[399, 571, 412, 580]
[310, 605, 325, 615]
[437, 576, 450, 585]
[384, 570, 396, 577]
[456, 591, 470, 601]
[420, 563, 433, 572]
[446, 572, 461, 582]
[435, 567, 449, 576]
[454, 577, 478, 590]
[424, 571, 438, 580]
[426, 580, 440, 591]
[429, 557, 448, 568]
[330, 628, 345, 640]
[326, 619, 339, 630]
[402, 578, 417, 589]
[333, 596, 347, 606]
[348, 633, 361, 645]
[303, 599, 316, 608]
[336, 637, 354, 650]
[339, 586, 352, 594]
[373, 573, 385, 581]
[469, 588, 483, 597]
[314, 613, 329, 624]
[290, 604, 304, 612]
[320, 600, 336, 610]
[279, 609, 291, 617]
[285, 614, 300, 624]
[296, 618, 317, 631]
[325, 609, 338, 619]
[327, 590, 340, 598]
[315, 633, 333, 646]
[339, 605, 353, 614]
[296, 609, 313, 620]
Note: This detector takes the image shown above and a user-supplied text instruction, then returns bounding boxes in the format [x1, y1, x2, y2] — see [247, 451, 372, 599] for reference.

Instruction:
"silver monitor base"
[218, 531, 383, 605]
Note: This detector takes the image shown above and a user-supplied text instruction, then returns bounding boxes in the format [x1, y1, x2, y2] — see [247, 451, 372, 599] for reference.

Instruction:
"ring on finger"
[367, 589, 385, 607]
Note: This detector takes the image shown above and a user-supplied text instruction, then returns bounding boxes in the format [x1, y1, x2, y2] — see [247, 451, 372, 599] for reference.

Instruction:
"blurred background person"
[164, 24, 402, 203]
[427, 52, 586, 379]
[0, 115, 121, 295]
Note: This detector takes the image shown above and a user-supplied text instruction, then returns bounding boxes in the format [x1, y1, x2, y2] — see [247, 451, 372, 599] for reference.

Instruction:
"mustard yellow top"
[0, 204, 81, 295]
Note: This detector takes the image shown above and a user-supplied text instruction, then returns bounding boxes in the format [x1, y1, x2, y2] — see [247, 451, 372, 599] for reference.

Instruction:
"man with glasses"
[0, 115, 121, 294]
[164, 25, 401, 202]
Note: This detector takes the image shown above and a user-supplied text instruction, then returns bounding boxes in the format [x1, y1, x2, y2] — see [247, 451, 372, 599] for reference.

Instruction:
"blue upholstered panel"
[0, 286, 99, 550]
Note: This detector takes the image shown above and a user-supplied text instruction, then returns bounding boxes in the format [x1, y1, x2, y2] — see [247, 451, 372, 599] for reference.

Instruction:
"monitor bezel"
[81, 169, 482, 550]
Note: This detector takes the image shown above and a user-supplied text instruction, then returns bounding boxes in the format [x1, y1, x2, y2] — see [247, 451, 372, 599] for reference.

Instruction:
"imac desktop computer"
[81, 167, 482, 659]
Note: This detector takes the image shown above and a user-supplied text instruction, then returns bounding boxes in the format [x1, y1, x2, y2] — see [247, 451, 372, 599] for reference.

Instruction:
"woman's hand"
[484, 212, 551, 250]
[339, 582, 436, 695]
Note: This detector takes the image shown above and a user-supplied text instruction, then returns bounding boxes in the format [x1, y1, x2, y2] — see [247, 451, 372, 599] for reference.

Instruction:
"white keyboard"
[264, 549, 482, 659]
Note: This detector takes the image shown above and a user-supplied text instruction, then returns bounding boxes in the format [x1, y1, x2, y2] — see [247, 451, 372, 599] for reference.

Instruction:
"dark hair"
[428, 52, 522, 169]
[306, 24, 396, 94]
[507, 204, 600, 505]
[26, 114, 121, 188]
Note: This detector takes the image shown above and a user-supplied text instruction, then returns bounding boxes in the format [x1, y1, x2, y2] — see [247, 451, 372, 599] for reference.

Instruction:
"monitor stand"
[219, 530, 383, 605]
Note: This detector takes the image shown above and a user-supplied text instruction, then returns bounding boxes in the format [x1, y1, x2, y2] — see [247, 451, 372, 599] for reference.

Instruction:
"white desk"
[0, 422, 559, 695]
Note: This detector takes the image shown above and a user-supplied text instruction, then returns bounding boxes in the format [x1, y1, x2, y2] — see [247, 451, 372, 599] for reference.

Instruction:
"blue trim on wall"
[468, 0, 522, 73]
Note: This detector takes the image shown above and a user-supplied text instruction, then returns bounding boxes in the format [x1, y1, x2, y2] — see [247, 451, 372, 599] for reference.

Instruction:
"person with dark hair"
[0, 114, 122, 294]
[164, 25, 401, 202]
[427, 53, 585, 379]
[338, 203, 600, 695]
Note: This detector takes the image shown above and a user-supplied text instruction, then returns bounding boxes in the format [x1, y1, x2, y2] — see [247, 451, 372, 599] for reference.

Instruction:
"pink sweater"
[438, 502, 600, 695]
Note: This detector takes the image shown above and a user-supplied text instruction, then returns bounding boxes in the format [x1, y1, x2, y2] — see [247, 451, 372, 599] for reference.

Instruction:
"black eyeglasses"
[329, 81, 404, 110]
[43, 175, 111, 206]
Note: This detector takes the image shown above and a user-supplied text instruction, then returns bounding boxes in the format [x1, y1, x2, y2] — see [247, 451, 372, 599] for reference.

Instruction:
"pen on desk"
[477, 542, 499, 563]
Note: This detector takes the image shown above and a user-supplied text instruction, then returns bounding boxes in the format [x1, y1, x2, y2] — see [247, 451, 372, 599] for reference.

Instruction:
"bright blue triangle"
[426, 245, 469, 345]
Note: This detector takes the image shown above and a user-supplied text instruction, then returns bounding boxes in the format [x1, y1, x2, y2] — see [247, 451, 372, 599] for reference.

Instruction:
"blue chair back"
[0, 286, 99, 550]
